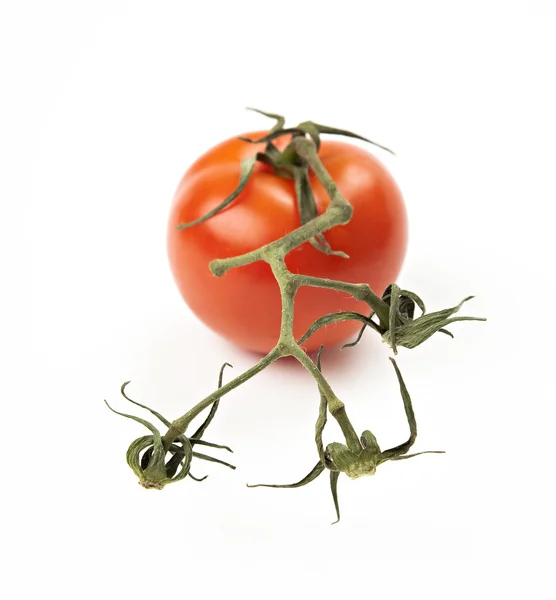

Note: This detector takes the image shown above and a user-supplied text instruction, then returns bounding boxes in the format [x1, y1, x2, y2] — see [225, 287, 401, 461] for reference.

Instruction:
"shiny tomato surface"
[168, 131, 407, 353]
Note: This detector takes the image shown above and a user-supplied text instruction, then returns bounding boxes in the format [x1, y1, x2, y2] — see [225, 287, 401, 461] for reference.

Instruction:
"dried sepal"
[191, 362, 233, 440]
[298, 311, 383, 346]
[246, 462, 325, 489]
[246, 107, 286, 131]
[292, 166, 349, 258]
[311, 123, 395, 156]
[382, 294, 486, 353]
[107, 364, 235, 489]
[315, 345, 329, 466]
[298, 284, 484, 354]
[325, 442, 379, 478]
[329, 471, 341, 525]
[176, 157, 257, 230]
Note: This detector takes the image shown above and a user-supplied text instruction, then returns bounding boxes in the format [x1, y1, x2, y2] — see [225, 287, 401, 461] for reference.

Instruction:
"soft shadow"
[227, 336, 382, 389]
[117, 309, 383, 428]
[213, 329, 381, 381]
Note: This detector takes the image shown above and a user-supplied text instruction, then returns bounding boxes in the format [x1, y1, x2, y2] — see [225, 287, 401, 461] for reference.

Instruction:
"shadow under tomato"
[223, 330, 384, 384]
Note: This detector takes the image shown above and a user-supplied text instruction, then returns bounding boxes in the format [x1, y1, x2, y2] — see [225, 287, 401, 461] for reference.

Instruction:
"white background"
[3, 1, 555, 598]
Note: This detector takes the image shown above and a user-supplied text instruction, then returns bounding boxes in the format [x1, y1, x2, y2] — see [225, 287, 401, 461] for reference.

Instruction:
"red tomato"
[168, 131, 407, 354]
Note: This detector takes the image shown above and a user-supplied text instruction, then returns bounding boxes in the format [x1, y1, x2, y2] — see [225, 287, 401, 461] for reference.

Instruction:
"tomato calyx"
[298, 283, 486, 354]
[247, 355, 444, 524]
[105, 366, 235, 490]
[177, 108, 394, 258]
[242, 107, 396, 156]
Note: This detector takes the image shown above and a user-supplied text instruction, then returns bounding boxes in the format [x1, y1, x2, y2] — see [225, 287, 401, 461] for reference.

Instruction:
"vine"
[106, 110, 485, 522]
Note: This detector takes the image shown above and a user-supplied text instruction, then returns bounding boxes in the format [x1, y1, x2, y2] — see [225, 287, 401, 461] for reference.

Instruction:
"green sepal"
[238, 129, 302, 144]
[315, 346, 329, 466]
[120, 381, 173, 427]
[191, 362, 233, 440]
[298, 311, 383, 345]
[242, 111, 395, 156]
[126, 435, 158, 481]
[296, 121, 322, 151]
[390, 450, 445, 461]
[326, 442, 380, 479]
[326, 442, 357, 472]
[246, 107, 285, 131]
[189, 438, 233, 453]
[379, 358, 417, 460]
[382, 295, 486, 352]
[104, 399, 163, 438]
[115, 383, 190, 483]
[360, 430, 381, 454]
[104, 400, 171, 487]
[379, 359, 445, 464]
[246, 462, 325, 489]
[330, 471, 341, 525]
[192, 451, 236, 470]
[176, 157, 256, 230]
[164, 442, 192, 478]
[292, 166, 349, 258]
[341, 310, 375, 349]
[311, 123, 395, 155]
[106, 363, 235, 488]
[382, 284, 425, 324]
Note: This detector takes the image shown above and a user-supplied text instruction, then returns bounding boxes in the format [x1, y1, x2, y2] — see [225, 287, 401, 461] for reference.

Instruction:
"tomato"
[167, 131, 407, 354]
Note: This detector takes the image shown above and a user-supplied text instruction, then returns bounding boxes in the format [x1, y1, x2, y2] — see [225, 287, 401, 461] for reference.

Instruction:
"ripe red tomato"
[167, 131, 407, 354]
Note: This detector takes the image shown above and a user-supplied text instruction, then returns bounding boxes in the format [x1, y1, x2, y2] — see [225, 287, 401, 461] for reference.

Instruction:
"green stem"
[268, 257, 362, 454]
[163, 348, 281, 448]
[269, 257, 299, 347]
[293, 274, 390, 327]
[210, 203, 351, 277]
[290, 345, 362, 455]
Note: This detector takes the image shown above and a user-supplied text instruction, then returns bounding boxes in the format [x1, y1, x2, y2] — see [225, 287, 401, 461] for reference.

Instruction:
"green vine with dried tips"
[107, 109, 485, 523]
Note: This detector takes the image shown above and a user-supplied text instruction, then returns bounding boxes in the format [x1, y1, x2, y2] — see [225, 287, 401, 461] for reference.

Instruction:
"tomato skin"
[168, 131, 407, 354]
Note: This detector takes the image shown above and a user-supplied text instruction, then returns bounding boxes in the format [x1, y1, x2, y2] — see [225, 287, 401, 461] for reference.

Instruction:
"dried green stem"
[163, 347, 281, 448]
[290, 345, 362, 455]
